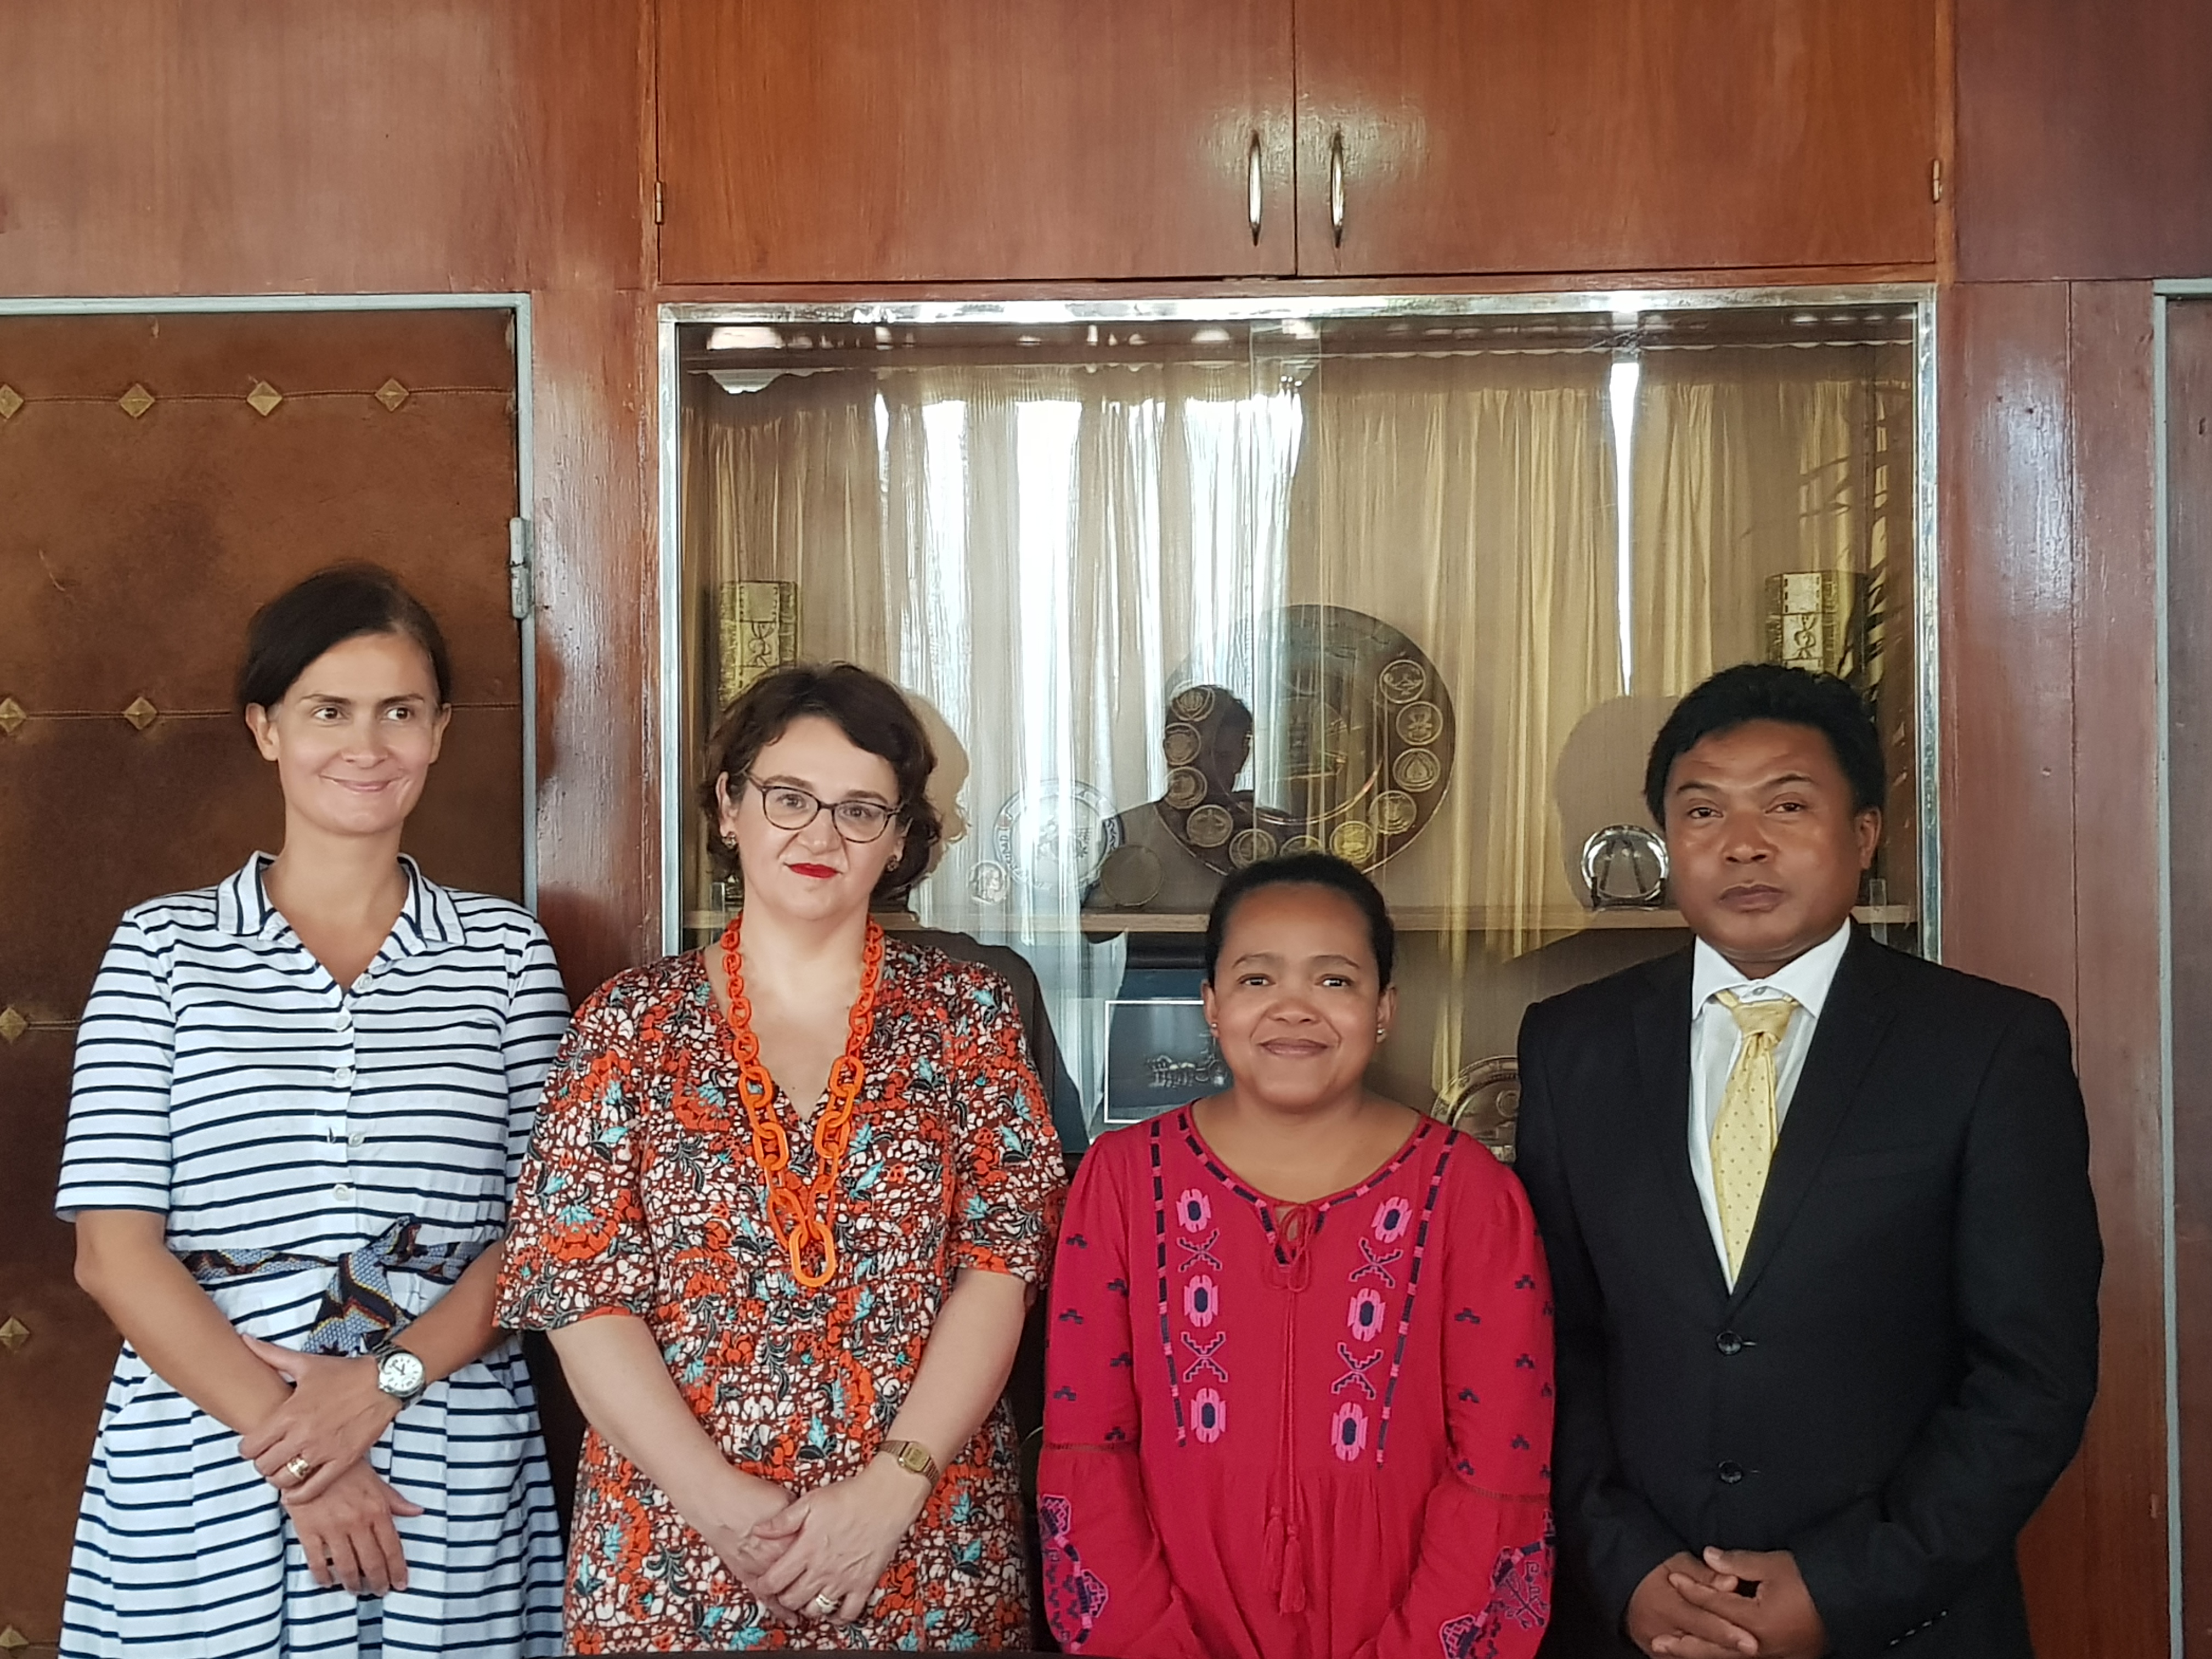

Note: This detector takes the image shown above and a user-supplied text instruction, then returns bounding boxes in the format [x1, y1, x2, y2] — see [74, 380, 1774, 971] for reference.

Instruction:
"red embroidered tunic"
[1039, 1110, 1554, 1659]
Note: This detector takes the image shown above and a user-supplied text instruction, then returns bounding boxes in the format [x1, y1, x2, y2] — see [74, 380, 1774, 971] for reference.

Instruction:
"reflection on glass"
[676, 304, 1923, 1143]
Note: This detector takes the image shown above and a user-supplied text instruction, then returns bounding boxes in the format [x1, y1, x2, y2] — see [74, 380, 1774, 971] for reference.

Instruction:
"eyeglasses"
[746, 778, 901, 843]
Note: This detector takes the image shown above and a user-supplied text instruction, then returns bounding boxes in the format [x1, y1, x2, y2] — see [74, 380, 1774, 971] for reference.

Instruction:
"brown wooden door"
[0, 308, 526, 1652]
[657, 0, 1296, 283]
[1294, 0, 1942, 276]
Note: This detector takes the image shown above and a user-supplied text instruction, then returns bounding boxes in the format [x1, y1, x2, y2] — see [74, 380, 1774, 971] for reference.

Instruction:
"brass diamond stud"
[0, 697, 24, 737]
[119, 382, 155, 418]
[0, 384, 21, 420]
[0, 1624, 29, 1650]
[0, 1007, 24, 1044]
[246, 379, 283, 416]
[123, 696, 159, 731]
[376, 378, 410, 411]
[0, 1317, 26, 1352]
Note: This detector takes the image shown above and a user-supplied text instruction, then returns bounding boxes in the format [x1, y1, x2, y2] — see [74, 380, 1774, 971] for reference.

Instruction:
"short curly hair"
[699, 662, 943, 904]
[1643, 663, 1885, 826]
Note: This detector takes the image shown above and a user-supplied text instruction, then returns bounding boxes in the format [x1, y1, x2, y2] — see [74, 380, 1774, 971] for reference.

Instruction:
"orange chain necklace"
[719, 918, 885, 1290]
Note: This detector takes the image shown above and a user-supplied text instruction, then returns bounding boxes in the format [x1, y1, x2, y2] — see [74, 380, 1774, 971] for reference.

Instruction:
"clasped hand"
[1628, 1548, 1827, 1659]
[700, 1459, 929, 1627]
[238, 1336, 421, 1596]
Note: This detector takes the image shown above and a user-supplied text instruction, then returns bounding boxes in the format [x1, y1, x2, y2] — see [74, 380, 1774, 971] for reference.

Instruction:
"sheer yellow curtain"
[683, 360, 1304, 1104]
[1298, 351, 1620, 1097]
[1629, 344, 1906, 696]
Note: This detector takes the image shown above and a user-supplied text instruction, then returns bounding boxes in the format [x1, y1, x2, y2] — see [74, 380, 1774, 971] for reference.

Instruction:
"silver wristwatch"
[368, 1330, 428, 1407]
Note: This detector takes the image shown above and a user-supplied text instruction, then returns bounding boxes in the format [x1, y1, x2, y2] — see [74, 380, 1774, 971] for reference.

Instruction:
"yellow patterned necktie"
[1711, 990, 1798, 1280]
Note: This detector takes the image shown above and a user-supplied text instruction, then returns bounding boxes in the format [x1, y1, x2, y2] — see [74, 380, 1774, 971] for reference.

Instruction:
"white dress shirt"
[1687, 917, 1853, 1285]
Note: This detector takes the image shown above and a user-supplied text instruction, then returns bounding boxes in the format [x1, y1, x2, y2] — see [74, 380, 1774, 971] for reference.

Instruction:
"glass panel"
[672, 300, 1925, 1149]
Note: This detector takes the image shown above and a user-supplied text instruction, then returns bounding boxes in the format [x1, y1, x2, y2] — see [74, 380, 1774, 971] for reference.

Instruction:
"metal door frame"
[2155, 278, 2212, 1659]
[656, 284, 1940, 958]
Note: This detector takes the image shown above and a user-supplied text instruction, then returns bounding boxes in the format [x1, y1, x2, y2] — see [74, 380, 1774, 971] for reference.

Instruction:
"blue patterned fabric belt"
[180, 1217, 479, 1356]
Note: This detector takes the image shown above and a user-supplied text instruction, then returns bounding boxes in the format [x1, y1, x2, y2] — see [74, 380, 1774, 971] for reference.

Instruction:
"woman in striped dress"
[55, 566, 567, 1658]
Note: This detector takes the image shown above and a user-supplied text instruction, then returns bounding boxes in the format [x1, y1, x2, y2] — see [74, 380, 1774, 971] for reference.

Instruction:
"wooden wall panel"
[1956, 0, 2212, 281]
[0, 0, 646, 296]
[2039, 281, 2168, 1659]
[1939, 282, 2078, 1007]
[528, 284, 659, 998]
[2168, 297, 2212, 1655]
[1940, 280, 2171, 1657]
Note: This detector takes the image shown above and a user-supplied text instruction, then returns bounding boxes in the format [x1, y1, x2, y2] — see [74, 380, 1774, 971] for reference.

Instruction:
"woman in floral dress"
[1039, 853, 1554, 1659]
[497, 663, 1063, 1651]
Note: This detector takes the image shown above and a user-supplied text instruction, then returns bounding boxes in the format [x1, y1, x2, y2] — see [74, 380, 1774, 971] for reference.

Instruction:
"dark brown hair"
[1204, 851, 1396, 988]
[237, 563, 453, 712]
[699, 662, 943, 903]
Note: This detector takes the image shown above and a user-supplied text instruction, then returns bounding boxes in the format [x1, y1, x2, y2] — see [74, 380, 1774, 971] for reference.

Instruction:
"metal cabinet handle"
[1329, 131, 1346, 246]
[1248, 131, 1263, 244]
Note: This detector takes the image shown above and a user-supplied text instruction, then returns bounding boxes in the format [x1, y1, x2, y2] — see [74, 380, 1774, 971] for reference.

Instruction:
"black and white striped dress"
[54, 855, 568, 1659]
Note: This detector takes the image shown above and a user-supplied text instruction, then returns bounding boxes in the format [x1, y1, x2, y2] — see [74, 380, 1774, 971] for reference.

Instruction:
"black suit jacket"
[1515, 929, 2101, 1658]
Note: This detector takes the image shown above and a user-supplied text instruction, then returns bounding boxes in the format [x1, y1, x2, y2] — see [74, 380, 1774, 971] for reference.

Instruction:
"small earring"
[1375, 1025, 1387, 1040]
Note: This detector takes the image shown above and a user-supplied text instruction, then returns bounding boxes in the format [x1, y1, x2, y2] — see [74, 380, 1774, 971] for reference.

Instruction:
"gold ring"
[810, 1593, 839, 1617]
[284, 1454, 317, 1485]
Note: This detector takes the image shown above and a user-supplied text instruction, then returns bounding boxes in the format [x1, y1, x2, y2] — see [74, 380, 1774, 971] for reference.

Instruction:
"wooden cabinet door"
[658, 0, 1295, 283]
[1295, 0, 1941, 276]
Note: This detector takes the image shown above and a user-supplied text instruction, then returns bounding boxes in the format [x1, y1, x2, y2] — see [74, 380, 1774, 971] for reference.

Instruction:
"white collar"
[1690, 915, 1854, 1019]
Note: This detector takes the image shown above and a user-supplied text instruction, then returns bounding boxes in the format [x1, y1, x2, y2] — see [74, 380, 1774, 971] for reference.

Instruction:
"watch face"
[379, 1348, 427, 1398]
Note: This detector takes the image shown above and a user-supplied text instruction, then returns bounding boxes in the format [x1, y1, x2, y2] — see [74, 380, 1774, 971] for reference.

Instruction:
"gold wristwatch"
[877, 1438, 942, 1488]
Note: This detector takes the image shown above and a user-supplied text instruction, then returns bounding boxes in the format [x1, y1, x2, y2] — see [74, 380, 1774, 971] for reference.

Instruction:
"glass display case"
[657, 291, 1936, 1151]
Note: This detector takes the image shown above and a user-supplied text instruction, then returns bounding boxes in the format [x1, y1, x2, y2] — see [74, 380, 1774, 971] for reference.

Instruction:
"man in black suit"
[1515, 664, 2101, 1658]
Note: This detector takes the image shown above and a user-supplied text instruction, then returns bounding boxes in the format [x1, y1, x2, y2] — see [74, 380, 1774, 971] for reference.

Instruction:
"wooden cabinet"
[657, 0, 1296, 283]
[658, 0, 1942, 286]
[1294, 0, 1942, 276]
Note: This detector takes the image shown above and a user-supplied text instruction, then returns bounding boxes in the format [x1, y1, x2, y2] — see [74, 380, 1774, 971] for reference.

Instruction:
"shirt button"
[348, 1133, 365, 1148]
[352, 974, 372, 993]
[334, 1066, 355, 1086]
[1717, 1460, 1746, 1485]
[1716, 1330, 1745, 1356]
[331, 1183, 354, 1202]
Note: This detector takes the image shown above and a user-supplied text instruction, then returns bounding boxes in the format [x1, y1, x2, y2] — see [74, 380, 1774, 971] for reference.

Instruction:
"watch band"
[877, 1438, 942, 1488]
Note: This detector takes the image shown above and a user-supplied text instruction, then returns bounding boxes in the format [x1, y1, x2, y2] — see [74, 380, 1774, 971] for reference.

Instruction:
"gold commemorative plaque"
[1162, 724, 1204, 768]
[1169, 685, 1217, 723]
[1164, 766, 1209, 811]
[1372, 790, 1418, 836]
[1228, 827, 1278, 868]
[1393, 749, 1442, 793]
[1330, 820, 1377, 866]
[1379, 658, 1429, 704]
[1395, 701, 1444, 747]
[1185, 804, 1234, 849]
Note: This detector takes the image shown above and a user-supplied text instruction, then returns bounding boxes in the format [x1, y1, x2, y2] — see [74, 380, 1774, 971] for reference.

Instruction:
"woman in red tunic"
[1040, 853, 1554, 1659]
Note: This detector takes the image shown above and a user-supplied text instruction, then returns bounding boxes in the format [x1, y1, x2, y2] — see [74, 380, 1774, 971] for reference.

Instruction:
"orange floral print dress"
[495, 936, 1066, 1652]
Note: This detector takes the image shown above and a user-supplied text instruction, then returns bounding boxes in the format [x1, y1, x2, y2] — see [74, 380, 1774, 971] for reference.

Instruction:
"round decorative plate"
[1431, 1055, 1522, 1164]
[1172, 606, 1455, 876]
[992, 780, 1122, 896]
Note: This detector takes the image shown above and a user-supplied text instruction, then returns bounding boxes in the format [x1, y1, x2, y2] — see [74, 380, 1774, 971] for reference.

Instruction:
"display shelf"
[681, 904, 1918, 938]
